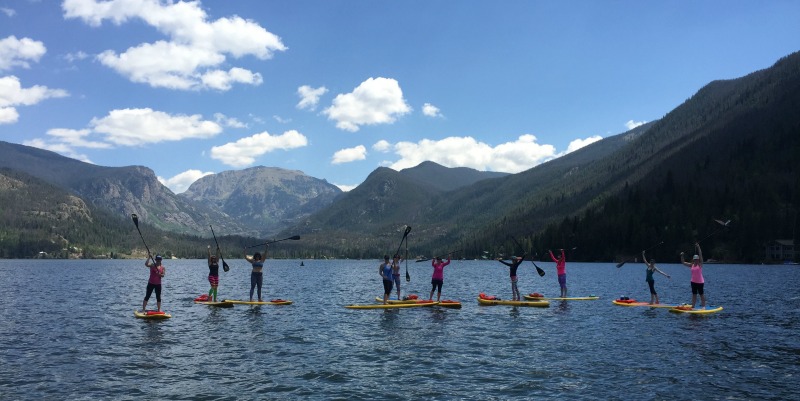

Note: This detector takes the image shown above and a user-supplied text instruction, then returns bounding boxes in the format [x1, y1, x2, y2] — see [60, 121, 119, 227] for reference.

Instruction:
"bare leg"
[691, 294, 697, 308]
[142, 300, 147, 311]
[156, 301, 161, 312]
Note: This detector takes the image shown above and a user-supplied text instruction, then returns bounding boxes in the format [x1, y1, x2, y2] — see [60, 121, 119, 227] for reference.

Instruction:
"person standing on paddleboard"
[429, 255, 451, 302]
[549, 249, 568, 297]
[244, 244, 267, 302]
[680, 243, 706, 309]
[142, 254, 165, 312]
[207, 245, 221, 302]
[642, 250, 670, 305]
[380, 255, 394, 304]
[391, 254, 403, 300]
[497, 253, 526, 301]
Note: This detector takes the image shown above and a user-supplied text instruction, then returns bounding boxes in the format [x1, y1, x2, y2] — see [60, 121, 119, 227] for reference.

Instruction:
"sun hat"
[692, 255, 700, 260]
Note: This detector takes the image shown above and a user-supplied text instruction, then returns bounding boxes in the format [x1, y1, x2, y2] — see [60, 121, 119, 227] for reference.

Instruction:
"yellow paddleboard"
[223, 299, 293, 305]
[669, 305, 723, 314]
[477, 297, 550, 307]
[524, 295, 599, 301]
[346, 301, 438, 309]
[194, 300, 234, 308]
[134, 310, 172, 319]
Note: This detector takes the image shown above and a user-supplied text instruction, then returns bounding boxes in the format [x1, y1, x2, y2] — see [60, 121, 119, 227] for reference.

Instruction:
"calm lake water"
[0, 258, 798, 400]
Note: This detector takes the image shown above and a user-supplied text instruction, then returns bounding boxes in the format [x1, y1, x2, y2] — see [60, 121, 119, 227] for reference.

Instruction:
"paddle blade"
[290, 235, 301, 240]
[222, 261, 230, 272]
[536, 266, 545, 277]
[131, 213, 139, 227]
[406, 270, 410, 282]
[616, 261, 626, 268]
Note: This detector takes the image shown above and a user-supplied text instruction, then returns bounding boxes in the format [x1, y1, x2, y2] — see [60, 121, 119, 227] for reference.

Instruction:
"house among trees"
[765, 240, 795, 263]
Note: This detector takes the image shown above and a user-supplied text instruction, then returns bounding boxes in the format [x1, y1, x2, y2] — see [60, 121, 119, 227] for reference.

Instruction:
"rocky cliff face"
[180, 166, 342, 236]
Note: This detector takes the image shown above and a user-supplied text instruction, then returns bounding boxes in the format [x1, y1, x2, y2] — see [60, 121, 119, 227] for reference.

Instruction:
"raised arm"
[244, 248, 253, 263]
[549, 250, 558, 263]
[497, 258, 513, 267]
[680, 252, 691, 267]
[653, 264, 670, 278]
[695, 243, 703, 267]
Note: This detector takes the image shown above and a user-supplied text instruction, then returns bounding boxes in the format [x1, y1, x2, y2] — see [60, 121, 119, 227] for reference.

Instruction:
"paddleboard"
[612, 300, 678, 308]
[669, 305, 723, 314]
[134, 310, 172, 319]
[376, 297, 462, 308]
[194, 300, 234, 308]
[437, 300, 462, 309]
[223, 299, 293, 305]
[346, 301, 438, 309]
[477, 297, 550, 307]
[524, 294, 599, 301]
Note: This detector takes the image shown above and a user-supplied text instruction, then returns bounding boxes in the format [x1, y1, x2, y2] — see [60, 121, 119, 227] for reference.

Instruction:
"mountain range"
[1, 51, 798, 262]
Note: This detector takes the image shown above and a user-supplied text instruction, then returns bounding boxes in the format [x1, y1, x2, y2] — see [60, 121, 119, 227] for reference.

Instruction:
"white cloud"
[333, 183, 358, 192]
[386, 134, 558, 174]
[625, 119, 647, 130]
[331, 145, 367, 164]
[0, 76, 69, 107]
[422, 103, 442, 117]
[273, 115, 291, 124]
[62, 0, 286, 91]
[23, 137, 93, 163]
[372, 140, 391, 152]
[46, 128, 112, 149]
[210, 129, 308, 167]
[213, 112, 247, 128]
[64, 51, 89, 63]
[297, 85, 328, 110]
[1, 7, 16, 17]
[89, 108, 222, 146]
[158, 169, 214, 194]
[323, 77, 411, 132]
[0, 75, 68, 124]
[201, 67, 263, 91]
[0, 36, 46, 70]
[0, 107, 19, 124]
[564, 135, 603, 154]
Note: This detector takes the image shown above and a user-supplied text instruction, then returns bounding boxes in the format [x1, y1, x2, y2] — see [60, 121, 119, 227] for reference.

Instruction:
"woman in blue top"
[642, 250, 670, 304]
[379, 255, 394, 304]
[244, 243, 268, 302]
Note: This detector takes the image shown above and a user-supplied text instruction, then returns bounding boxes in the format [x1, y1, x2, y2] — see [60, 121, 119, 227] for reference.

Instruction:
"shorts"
[431, 278, 443, 292]
[383, 279, 394, 294]
[558, 274, 567, 288]
[691, 281, 704, 295]
[393, 273, 401, 287]
[208, 274, 219, 286]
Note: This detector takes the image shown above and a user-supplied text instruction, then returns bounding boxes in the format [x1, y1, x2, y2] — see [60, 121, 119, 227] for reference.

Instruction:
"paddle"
[209, 225, 230, 272]
[616, 241, 664, 268]
[245, 235, 301, 248]
[696, 219, 731, 244]
[404, 231, 410, 282]
[390, 226, 411, 281]
[510, 236, 545, 277]
[131, 213, 154, 261]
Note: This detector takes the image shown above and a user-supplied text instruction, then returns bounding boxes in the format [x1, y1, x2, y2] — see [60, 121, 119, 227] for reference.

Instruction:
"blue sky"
[1, 1, 799, 193]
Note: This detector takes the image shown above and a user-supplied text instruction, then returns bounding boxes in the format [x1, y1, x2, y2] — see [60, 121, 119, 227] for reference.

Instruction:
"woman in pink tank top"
[680, 243, 706, 309]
